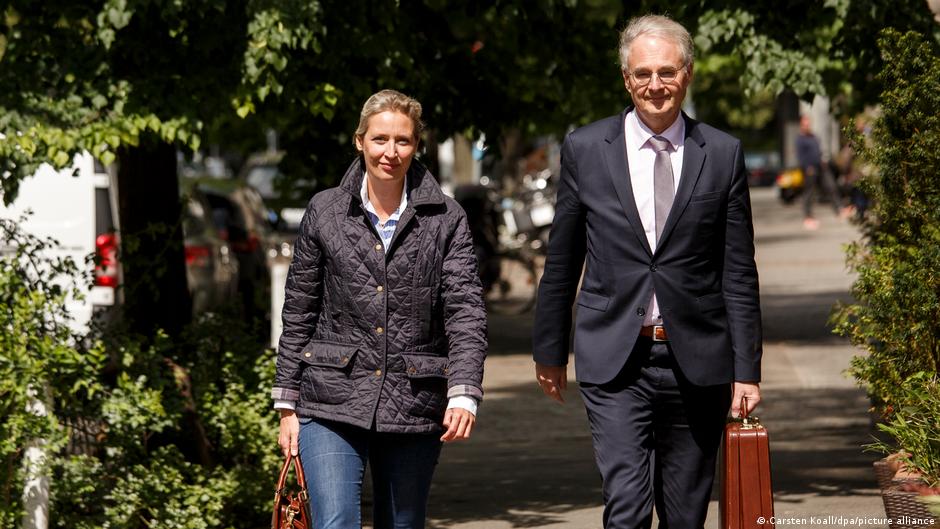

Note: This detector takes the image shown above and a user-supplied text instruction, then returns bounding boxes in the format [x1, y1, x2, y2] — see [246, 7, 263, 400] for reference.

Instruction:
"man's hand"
[731, 382, 761, 418]
[440, 408, 475, 443]
[278, 409, 299, 457]
[536, 363, 568, 404]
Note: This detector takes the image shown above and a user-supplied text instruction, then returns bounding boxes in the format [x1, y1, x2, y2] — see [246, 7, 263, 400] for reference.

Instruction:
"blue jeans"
[298, 418, 442, 529]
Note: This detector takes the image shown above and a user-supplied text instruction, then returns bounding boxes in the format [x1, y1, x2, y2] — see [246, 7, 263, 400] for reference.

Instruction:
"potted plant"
[832, 28, 940, 525]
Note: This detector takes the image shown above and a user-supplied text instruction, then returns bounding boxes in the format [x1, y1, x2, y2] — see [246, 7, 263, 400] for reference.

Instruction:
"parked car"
[0, 152, 120, 331]
[744, 151, 781, 187]
[238, 151, 315, 234]
[199, 187, 272, 321]
[182, 190, 240, 315]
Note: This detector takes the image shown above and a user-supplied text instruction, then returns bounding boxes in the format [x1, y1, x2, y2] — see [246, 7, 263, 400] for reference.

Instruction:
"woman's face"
[355, 110, 417, 184]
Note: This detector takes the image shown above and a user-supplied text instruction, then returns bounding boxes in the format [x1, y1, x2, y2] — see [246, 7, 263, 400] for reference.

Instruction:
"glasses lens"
[659, 69, 677, 81]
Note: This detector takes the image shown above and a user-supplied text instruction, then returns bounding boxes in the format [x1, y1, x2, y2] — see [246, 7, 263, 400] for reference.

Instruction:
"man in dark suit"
[533, 14, 762, 529]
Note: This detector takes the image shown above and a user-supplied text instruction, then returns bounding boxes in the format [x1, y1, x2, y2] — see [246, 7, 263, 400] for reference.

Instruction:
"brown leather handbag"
[720, 397, 775, 529]
[272, 455, 310, 529]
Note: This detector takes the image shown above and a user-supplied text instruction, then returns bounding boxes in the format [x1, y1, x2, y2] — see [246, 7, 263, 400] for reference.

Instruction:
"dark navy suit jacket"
[533, 109, 762, 387]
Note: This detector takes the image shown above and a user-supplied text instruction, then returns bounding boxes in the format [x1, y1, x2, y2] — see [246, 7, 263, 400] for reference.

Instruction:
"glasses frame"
[626, 63, 689, 87]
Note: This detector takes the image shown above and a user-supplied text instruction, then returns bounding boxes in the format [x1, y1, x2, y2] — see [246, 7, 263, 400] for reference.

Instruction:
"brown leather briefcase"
[720, 399, 775, 529]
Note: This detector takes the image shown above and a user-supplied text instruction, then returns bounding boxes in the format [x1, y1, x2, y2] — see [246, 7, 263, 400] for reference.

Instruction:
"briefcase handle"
[732, 396, 763, 429]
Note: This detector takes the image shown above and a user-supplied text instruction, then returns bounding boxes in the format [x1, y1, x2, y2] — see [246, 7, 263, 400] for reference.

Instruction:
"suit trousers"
[579, 338, 731, 529]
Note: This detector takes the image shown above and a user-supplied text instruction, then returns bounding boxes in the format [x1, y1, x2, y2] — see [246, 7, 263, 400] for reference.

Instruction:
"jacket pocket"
[300, 340, 360, 405]
[695, 292, 726, 313]
[577, 290, 610, 312]
[690, 190, 723, 203]
[402, 353, 448, 419]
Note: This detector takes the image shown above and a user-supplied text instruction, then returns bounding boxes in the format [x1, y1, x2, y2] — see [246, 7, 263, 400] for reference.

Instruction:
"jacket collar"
[339, 157, 445, 208]
[604, 107, 705, 148]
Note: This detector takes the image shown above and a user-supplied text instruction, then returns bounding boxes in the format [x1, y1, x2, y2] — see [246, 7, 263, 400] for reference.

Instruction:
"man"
[533, 15, 762, 529]
[796, 114, 844, 230]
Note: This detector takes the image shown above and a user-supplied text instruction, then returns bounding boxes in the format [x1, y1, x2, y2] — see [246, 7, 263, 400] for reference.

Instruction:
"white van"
[0, 152, 121, 331]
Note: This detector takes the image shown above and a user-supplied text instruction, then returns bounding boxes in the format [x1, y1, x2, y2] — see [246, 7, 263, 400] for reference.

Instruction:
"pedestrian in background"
[533, 14, 762, 529]
[272, 89, 487, 529]
[797, 114, 845, 230]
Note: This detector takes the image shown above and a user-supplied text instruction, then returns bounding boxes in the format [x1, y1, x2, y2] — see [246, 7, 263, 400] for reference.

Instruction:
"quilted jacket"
[272, 157, 487, 434]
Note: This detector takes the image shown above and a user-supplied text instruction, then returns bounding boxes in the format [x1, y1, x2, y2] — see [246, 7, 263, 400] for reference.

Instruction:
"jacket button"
[376, 327, 384, 334]
[376, 285, 384, 292]
[375, 369, 382, 376]
[443, 368, 449, 375]
[408, 367, 416, 374]
[375, 243, 383, 251]
[341, 356, 348, 363]
[636, 307, 646, 316]
[650, 264, 657, 272]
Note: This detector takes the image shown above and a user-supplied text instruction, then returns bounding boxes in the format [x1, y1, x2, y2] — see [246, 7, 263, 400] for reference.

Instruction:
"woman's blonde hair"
[354, 89, 425, 149]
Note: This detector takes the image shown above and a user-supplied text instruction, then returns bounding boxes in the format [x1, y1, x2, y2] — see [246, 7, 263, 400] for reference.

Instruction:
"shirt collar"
[360, 172, 408, 219]
[625, 110, 685, 152]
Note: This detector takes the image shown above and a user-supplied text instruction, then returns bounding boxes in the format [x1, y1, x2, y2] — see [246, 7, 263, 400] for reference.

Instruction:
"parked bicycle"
[455, 170, 555, 316]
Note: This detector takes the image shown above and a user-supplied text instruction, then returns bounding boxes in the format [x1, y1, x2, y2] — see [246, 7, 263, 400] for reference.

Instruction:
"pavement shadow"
[761, 290, 855, 344]
[411, 381, 882, 527]
[755, 386, 882, 501]
[424, 381, 602, 528]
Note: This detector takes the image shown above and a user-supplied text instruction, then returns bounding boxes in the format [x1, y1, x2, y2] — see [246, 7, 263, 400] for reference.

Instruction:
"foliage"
[868, 373, 940, 487]
[694, 0, 938, 115]
[0, 217, 279, 528]
[832, 29, 940, 484]
[0, 216, 104, 527]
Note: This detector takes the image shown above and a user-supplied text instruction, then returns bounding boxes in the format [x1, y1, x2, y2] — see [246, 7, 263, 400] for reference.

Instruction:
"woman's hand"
[440, 407, 476, 443]
[278, 409, 300, 457]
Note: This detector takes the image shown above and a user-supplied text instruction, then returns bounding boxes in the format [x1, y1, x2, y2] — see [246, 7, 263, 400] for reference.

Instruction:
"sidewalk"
[417, 187, 883, 528]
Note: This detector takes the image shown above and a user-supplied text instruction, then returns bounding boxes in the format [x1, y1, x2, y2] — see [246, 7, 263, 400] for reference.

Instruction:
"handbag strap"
[276, 455, 308, 492]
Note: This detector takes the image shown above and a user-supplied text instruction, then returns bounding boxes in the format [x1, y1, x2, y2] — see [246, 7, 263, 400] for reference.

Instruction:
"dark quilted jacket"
[272, 157, 487, 434]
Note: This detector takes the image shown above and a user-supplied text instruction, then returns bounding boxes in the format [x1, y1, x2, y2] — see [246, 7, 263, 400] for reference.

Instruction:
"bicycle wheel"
[484, 252, 538, 315]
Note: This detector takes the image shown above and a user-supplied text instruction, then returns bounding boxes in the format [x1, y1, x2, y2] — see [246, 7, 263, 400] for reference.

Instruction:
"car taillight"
[185, 245, 211, 267]
[95, 233, 119, 287]
[233, 233, 260, 253]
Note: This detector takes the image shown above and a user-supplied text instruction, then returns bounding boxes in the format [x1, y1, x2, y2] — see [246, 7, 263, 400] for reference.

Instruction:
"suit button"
[375, 369, 382, 376]
[408, 367, 416, 374]
[650, 264, 657, 272]
[304, 352, 311, 358]
[636, 307, 646, 316]
[375, 243, 383, 251]
[376, 285, 384, 292]
[376, 327, 384, 334]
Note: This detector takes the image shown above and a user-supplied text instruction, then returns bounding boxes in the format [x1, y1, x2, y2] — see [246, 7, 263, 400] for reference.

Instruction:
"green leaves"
[834, 29, 940, 486]
[696, 8, 826, 98]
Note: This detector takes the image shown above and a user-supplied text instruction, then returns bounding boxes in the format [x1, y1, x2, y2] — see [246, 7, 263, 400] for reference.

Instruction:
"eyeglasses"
[627, 65, 686, 86]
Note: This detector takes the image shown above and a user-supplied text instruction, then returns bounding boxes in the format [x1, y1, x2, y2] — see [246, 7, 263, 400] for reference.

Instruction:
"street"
[412, 187, 885, 529]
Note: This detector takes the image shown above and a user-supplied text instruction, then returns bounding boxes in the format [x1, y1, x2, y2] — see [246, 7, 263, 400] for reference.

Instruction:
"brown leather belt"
[639, 325, 668, 342]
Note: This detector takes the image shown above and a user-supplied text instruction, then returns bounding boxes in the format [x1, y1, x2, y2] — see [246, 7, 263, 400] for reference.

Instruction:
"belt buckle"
[652, 325, 667, 342]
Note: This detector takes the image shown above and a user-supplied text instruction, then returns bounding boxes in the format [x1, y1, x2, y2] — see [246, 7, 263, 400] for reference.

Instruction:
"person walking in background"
[797, 114, 845, 230]
[532, 14, 763, 529]
[272, 89, 487, 529]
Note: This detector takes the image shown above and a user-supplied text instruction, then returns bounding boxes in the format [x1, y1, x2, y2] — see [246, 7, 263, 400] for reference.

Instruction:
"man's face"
[622, 34, 692, 133]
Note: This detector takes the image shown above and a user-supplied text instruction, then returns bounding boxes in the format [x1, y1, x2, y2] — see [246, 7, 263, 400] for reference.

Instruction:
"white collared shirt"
[624, 110, 685, 326]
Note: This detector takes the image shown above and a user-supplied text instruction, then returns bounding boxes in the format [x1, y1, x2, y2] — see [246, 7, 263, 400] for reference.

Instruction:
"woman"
[272, 89, 486, 529]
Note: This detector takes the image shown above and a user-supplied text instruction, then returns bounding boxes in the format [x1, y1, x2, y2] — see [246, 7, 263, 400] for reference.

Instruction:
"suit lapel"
[604, 109, 653, 257]
[655, 114, 706, 254]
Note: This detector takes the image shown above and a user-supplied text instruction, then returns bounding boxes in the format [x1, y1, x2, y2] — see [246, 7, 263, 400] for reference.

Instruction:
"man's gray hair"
[618, 15, 694, 71]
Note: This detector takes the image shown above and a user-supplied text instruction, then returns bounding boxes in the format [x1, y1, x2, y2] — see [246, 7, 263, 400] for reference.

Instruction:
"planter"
[874, 460, 939, 527]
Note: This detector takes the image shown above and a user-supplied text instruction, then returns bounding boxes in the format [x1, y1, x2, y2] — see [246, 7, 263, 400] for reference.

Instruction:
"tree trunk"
[116, 139, 191, 337]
